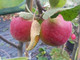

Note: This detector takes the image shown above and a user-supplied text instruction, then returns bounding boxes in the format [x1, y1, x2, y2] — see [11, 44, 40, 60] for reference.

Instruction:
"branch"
[72, 42, 78, 60]
[30, 0, 33, 11]
[0, 35, 19, 49]
[77, 12, 80, 60]
[36, 0, 46, 14]
[26, 0, 30, 9]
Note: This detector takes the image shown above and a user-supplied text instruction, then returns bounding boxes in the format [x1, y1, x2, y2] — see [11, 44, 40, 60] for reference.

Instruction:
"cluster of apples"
[10, 14, 72, 47]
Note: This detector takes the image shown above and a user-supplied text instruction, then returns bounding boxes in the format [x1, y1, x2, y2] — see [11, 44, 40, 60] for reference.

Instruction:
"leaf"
[38, 57, 48, 60]
[39, 47, 46, 52]
[39, 48, 45, 52]
[43, 8, 70, 19]
[49, 0, 59, 8]
[38, 20, 43, 24]
[59, 5, 80, 21]
[51, 5, 80, 21]
[0, 0, 25, 9]
[50, 48, 70, 60]
[18, 12, 33, 20]
[36, 53, 42, 58]
[26, 20, 41, 51]
[72, 0, 80, 5]
[7, 57, 28, 60]
[49, 0, 66, 8]
[32, 8, 38, 14]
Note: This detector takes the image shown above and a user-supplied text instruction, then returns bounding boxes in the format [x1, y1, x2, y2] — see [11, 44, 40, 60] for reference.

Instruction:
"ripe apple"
[10, 17, 32, 42]
[40, 14, 72, 46]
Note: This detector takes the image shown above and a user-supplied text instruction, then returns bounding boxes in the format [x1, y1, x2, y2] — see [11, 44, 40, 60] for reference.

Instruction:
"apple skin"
[40, 14, 72, 46]
[10, 17, 32, 42]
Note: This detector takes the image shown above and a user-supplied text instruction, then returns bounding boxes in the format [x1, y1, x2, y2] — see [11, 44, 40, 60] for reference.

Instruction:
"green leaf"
[36, 53, 42, 58]
[38, 57, 48, 60]
[49, 0, 66, 8]
[41, 51, 46, 55]
[49, 0, 59, 8]
[59, 5, 80, 21]
[43, 8, 69, 19]
[50, 48, 70, 60]
[32, 8, 38, 14]
[51, 5, 80, 21]
[19, 12, 33, 20]
[0, 0, 25, 9]
[69, 40, 75, 44]
[38, 20, 43, 24]
[39, 47, 46, 52]
[7, 57, 28, 60]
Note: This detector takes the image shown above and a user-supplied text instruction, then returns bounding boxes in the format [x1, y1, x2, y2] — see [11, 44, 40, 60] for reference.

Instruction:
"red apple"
[10, 17, 32, 42]
[40, 14, 72, 46]
[71, 34, 76, 40]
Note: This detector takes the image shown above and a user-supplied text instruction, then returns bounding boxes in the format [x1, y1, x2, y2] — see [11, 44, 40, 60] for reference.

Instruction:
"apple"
[40, 14, 72, 46]
[10, 17, 32, 42]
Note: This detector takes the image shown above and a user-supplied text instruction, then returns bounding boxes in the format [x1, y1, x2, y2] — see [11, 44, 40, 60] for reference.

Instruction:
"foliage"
[43, 5, 80, 21]
[36, 47, 48, 60]
[0, 0, 25, 9]
[50, 48, 70, 60]
[7, 57, 28, 60]
[49, 0, 66, 8]
[38, 57, 48, 60]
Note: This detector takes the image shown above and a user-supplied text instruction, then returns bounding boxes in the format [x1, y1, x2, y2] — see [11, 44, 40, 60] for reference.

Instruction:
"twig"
[72, 23, 78, 60]
[18, 42, 23, 57]
[36, 0, 46, 14]
[0, 35, 19, 49]
[0, 49, 11, 58]
[30, 0, 33, 11]
[60, 44, 65, 54]
[26, 0, 30, 10]
[25, 4, 33, 14]
[77, 12, 80, 60]
[72, 42, 78, 60]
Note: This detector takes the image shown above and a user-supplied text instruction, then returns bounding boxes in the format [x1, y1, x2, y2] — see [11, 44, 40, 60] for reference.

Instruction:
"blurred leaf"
[0, 0, 25, 9]
[0, 0, 25, 15]
[49, 0, 66, 8]
[43, 8, 69, 19]
[26, 20, 41, 51]
[49, 0, 59, 8]
[36, 53, 42, 58]
[41, 51, 46, 55]
[69, 40, 75, 44]
[50, 48, 70, 60]
[32, 8, 38, 14]
[19, 12, 33, 20]
[39, 47, 46, 52]
[72, 0, 80, 5]
[38, 57, 48, 60]
[59, 5, 80, 21]
[39, 48, 45, 52]
[51, 5, 80, 21]
[7, 57, 28, 60]
[38, 20, 43, 24]
[2, 28, 8, 32]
